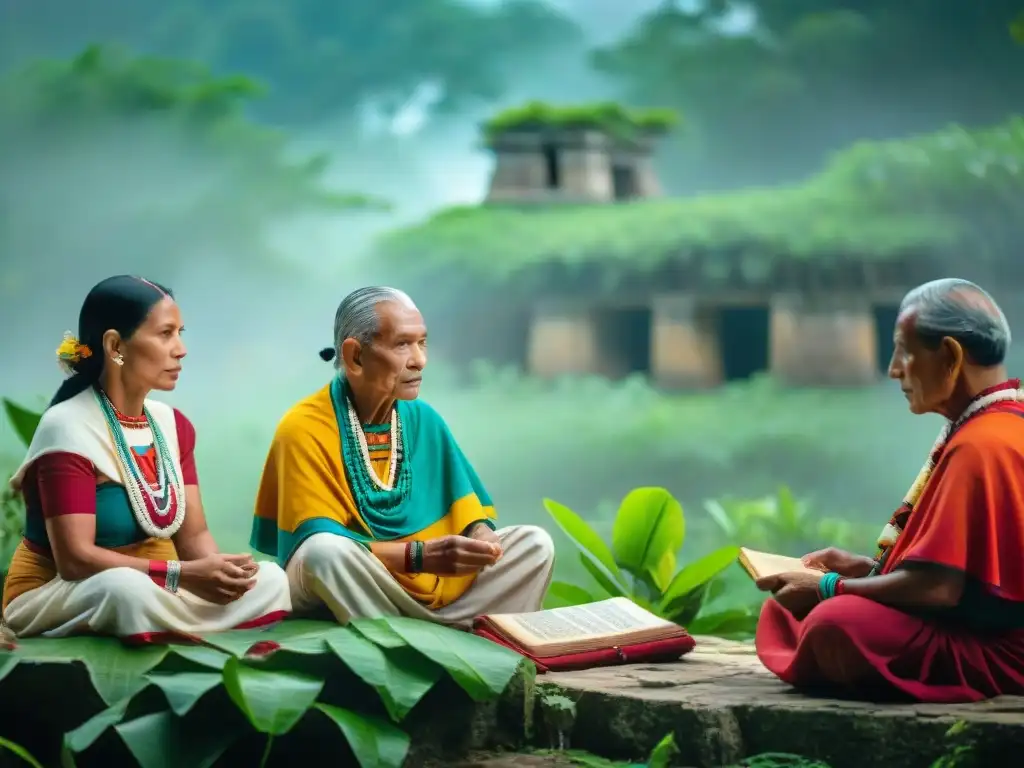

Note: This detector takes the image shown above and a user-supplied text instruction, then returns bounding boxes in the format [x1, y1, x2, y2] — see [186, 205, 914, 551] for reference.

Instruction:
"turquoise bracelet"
[818, 571, 842, 600]
[411, 540, 424, 572]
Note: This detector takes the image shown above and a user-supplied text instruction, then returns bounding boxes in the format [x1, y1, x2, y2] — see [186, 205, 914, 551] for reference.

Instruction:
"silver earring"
[113, 354, 124, 367]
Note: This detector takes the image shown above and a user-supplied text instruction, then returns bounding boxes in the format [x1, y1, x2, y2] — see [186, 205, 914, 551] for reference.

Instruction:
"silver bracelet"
[165, 559, 181, 594]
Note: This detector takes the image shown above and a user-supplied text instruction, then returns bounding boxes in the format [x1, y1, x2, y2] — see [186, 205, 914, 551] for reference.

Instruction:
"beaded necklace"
[872, 380, 1023, 572]
[95, 388, 186, 539]
[333, 378, 413, 518]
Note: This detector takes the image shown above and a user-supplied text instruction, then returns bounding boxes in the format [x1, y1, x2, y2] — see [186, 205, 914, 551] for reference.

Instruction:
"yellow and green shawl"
[250, 379, 496, 608]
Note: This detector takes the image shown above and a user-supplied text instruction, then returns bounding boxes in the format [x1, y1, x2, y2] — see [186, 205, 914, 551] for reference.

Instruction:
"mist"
[0, 0, 1019, 565]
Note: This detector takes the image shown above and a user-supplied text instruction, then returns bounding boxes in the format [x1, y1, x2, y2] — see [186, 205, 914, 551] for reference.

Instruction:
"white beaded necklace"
[345, 398, 402, 491]
[97, 390, 186, 539]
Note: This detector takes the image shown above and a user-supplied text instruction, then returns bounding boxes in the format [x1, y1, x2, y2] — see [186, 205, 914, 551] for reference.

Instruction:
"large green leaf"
[2, 398, 42, 448]
[147, 672, 223, 716]
[221, 657, 324, 735]
[543, 498, 627, 597]
[13, 637, 168, 705]
[374, 617, 523, 702]
[658, 546, 739, 612]
[611, 487, 685, 587]
[115, 710, 237, 768]
[0, 651, 18, 684]
[326, 630, 441, 721]
[316, 703, 410, 768]
[661, 583, 708, 627]
[170, 646, 231, 670]
[198, 618, 340, 656]
[648, 548, 677, 595]
[543, 581, 597, 609]
[350, 619, 406, 649]
[63, 699, 131, 756]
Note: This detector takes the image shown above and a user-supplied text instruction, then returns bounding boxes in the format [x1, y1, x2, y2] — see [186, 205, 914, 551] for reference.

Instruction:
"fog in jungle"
[1, 1, 1022, 547]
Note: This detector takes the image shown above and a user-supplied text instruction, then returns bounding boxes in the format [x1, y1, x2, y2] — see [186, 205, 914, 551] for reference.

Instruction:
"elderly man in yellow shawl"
[250, 287, 555, 626]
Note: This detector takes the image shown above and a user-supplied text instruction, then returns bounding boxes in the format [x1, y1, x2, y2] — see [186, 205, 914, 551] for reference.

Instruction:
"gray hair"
[330, 286, 415, 364]
[899, 278, 1011, 366]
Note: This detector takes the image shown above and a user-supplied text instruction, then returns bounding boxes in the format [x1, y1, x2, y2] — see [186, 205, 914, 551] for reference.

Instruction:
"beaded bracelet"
[817, 571, 843, 601]
[165, 560, 181, 593]
[147, 559, 181, 593]
[404, 541, 424, 573]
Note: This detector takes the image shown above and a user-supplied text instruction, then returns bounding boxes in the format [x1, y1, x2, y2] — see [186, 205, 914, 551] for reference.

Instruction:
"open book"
[738, 547, 825, 580]
[473, 597, 691, 659]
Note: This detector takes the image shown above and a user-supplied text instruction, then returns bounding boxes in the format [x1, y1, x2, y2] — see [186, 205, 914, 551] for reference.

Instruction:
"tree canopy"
[0, 45, 375, 297]
[1, 0, 583, 126]
[593, 1, 1024, 192]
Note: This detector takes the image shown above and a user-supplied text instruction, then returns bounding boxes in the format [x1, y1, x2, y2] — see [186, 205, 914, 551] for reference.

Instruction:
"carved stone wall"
[650, 296, 723, 388]
[526, 305, 600, 377]
[769, 295, 878, 385]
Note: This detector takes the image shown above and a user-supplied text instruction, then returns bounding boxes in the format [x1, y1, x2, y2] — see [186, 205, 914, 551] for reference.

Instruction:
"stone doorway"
[594, 305, 653, 379]
[718, 305, 770, 381]
[873, 304, 900, 374]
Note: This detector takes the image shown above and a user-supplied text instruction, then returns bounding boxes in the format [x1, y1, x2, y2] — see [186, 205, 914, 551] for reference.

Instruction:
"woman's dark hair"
[49, 275, 173, 408]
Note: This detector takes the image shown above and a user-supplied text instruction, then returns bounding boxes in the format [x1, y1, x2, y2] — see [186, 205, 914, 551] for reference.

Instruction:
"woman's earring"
[113, 354, 124, 367]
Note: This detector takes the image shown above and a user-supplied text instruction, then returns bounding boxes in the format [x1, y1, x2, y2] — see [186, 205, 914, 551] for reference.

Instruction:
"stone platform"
[509, 637, 1024, 768]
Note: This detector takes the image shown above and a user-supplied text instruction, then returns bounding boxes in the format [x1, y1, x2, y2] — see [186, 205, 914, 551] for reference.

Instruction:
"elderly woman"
[2, 275, 291, 639]
[755, 278, 1024, 702]
[250, 286, 554, 626]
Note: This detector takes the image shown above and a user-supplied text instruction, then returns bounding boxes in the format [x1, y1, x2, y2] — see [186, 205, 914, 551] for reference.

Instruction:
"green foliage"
[0, 736, 44, 768]
[0, 399, 38, 579]
[542, 488, 754, 637]
[930, 720, 978, 768]
[645, 732, 678, 768]
[483, 101, 678, 144]
[1, 400, 41, 450]
[0, 618, 525, 767]
[1013, 13, 1024, 43]
[592, 1, 1024, 190]
[376, 117, 1024, 289]
[704, 486, 873, 556]
[376, 190, 947, 290]
[2, 0, 583, 126]
[0, 45, 382, 281]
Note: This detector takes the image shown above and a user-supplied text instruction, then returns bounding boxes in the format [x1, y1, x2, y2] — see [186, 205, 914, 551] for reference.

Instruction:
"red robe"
[756, 396, 1024, 703]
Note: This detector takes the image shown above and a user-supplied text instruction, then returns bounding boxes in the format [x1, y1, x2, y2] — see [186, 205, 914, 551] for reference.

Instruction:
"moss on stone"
[376, 117, 1024, 287]
[482, 101, 678, 144]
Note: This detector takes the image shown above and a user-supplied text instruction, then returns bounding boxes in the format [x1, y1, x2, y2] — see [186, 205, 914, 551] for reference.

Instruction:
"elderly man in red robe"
[755, 277, 1024, 703]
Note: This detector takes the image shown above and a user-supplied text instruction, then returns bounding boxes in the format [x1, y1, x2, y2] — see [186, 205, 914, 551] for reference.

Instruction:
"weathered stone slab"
[530, 636, 1024, 767]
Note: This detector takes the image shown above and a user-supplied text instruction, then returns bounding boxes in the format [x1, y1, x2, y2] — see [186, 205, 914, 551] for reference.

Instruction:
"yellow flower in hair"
[56, 331, 92, 374]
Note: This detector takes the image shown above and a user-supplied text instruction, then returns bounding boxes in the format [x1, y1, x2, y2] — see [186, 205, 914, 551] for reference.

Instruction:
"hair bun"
[318, 347, 337, 362]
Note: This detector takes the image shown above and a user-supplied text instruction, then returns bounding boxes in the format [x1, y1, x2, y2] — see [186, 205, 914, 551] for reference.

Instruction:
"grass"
[375, 117, 1024, 287]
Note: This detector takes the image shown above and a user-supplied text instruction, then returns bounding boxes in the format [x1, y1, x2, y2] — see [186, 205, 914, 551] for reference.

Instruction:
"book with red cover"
[471, 596, 696, 673]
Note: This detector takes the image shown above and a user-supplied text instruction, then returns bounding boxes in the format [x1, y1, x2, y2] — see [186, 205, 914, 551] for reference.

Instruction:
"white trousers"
[287, 525, 555, 628]
[2, 562, 292, 639]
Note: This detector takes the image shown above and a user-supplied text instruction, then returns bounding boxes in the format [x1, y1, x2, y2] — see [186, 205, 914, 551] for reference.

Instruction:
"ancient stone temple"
[482, 102, 671, 204]
[379, 101, 976, 390]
